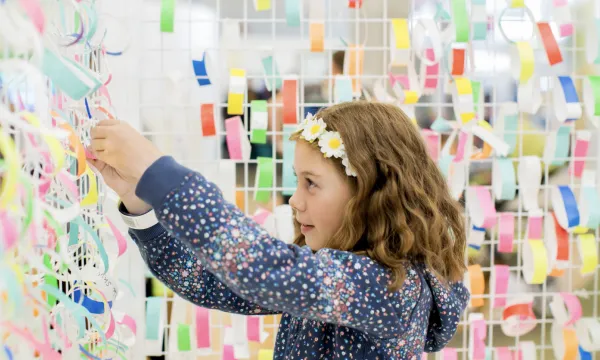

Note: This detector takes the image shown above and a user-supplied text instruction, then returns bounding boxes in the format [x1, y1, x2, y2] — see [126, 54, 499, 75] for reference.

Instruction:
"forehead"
[293, 140, 329, 172]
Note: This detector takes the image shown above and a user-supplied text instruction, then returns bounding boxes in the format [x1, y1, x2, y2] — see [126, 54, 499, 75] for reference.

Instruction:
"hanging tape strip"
[250, 100, 268, 144]
[225, 116, 251, 161]
[579, 170, 600, 229]
[550, 292, 582, 327]
[465, 186, 496, 229]
[576, 318, 600, 352]
[517, 156, 542, 211]
[497, 213, 514, 253]
[501, 300, 537, 336]
[492, 265, 509, 308]
[493, 158, 516, 201]
[543, 125, 570, 167]
[282, 77, 298, 124]
[553, 76, 582, 123]
[518, 76, 542, 114]
[577, 234, 598, 275]
[571, 131, 590, 177]
[551, 185, 580, 230]
[192, 51, 211, 86]
[551, 323, 578, 360]
[254, 157, 274, 204]
[511, 41, 534, 84]
[261, 54, 282, 92]
[200, 103, 216, 137]
[522, 239, 548, 284]
[308, 0, 325, 52]
[390, 18, 410, 66]
[583, 75, 600, 127]
[465, 264, 485, 307]
[538, 22, 563, 65]
[545, 212, 570, 273]
[227, 68, 246, 115]
[451, 77, 475, 124]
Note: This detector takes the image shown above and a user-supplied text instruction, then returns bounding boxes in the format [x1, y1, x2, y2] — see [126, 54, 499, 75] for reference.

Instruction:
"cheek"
[312, 197, 346, 237]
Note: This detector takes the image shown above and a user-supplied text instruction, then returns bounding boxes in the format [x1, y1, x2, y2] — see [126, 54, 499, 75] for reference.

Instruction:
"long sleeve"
[129, 222, 281, 315]
[134, 156, 423, 339]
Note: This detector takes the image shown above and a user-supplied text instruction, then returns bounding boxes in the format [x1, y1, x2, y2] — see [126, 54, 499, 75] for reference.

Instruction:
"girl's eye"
[306, 178, 316, 188]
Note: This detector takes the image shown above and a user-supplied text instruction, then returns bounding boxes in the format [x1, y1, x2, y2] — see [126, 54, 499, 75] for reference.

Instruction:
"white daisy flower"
[342, 156, 357, 177]
[318, 131, 345, 158]
[296, 113, 314, 132]
[301, 117, 327, 142]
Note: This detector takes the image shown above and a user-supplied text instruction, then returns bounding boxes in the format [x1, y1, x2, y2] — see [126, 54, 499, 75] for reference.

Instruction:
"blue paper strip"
[192, 53, 211, 86]
[558, 185, 580, 228]
[146, 297, 163, 341]
[285, 0, 301, 27]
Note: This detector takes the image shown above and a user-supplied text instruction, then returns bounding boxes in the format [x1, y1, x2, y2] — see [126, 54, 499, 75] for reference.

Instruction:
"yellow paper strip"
[517, 41, 534, 84]
[391, 19, 410, 49]
[579, 234, 598, 275]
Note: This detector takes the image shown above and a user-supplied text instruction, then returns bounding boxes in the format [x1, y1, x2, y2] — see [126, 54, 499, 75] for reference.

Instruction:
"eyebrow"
[292, 167, 320, 177]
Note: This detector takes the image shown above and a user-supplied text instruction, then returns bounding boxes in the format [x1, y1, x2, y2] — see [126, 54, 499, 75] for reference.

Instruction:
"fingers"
[90, 138, 109, 153]
[97, 119, 120, 126]
[90, 119, 121, 139]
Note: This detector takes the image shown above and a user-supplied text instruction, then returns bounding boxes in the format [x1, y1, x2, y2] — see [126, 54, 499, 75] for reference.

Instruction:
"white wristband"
[118, 201, 159, 230]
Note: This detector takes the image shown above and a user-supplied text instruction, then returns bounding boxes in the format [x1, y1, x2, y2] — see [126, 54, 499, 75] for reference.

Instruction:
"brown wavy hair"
[289, 101, 467, 291]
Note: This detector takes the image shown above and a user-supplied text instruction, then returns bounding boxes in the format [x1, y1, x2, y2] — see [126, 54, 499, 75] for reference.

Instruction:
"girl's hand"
[88, 158, 152, 215]
[89, 119, 164, 183]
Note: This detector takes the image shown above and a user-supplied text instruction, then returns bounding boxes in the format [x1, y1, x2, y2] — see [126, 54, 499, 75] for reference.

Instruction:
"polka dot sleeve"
[129, 223, 281, 315]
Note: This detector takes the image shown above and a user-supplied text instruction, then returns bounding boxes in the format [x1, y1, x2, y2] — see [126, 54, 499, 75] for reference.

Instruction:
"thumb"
[88, 158, 107, 172]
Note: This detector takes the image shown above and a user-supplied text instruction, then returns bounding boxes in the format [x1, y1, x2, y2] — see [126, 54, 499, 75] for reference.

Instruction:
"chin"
[304, 237, 324, 252]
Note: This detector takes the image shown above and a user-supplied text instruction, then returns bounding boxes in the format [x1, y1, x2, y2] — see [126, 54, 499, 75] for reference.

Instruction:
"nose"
[288, 191, 305, 213]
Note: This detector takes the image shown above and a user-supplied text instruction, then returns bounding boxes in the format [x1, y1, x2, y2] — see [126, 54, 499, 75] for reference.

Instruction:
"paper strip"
[571, 131, 590, 177]
[577, 234, 598, 275]
[201, 103, 216, 136]
[282, 77, 298, 124]
[498, 213, 515, 253]
[225, 116, 251, 161]
[250, 100, 268, 144]
[160, 0, 175, 32]
[551, 185, 580, 230]
[518, 156, 542, 211]
[522, 239, 548, 284]
[228, 68, 246, 115]
[254, 157, 274, 204]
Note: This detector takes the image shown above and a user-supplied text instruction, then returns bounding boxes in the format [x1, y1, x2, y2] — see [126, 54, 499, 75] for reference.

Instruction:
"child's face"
[289, 141, 353, 251]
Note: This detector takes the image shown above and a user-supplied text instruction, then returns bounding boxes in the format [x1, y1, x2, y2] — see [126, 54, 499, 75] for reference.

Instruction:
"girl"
[89, 101, 470, 359]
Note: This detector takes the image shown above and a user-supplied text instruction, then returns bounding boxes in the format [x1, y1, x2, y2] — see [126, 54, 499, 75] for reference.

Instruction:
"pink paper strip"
[527, 215, 543, 239]
[421, 129, 440, 162]
[225, 116, 244, 160]
[442, 348, 458, 360]
[475, 186, 497, 228]
[195, 307, 211, 349]
[19, 0, 45, 33]
[493, 265, 510, 308]
[0, 212, 18, 250]
[106, 216, 128, 257]
[453, 131, 469, 162]
[571, 138, 589, 178]
[560, 292, 582, 326]
[252, 209, 271, 226]
[498, 213, 515, 253]
[495, 347, 513, 360]
[247, 316, 261, 342]
[424, 48, 439, 90]
[472, 319, 487, 360]
[222, 344, 235, 360]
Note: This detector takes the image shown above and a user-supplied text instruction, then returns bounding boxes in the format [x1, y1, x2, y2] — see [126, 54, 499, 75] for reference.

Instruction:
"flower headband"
[296, 113, 357, 177]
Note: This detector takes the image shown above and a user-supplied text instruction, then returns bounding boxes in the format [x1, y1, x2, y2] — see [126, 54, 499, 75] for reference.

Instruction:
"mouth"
[299, 223, 315, 234]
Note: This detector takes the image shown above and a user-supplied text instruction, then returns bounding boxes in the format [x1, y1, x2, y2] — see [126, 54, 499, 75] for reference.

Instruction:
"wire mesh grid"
[132, 0, 600, 359]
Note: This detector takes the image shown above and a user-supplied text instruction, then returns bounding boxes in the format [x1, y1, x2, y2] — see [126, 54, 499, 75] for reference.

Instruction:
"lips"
[297, 221, 314, 234]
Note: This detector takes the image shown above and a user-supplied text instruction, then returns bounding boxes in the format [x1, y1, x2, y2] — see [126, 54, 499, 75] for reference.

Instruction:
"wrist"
[120, 193, 152, 215]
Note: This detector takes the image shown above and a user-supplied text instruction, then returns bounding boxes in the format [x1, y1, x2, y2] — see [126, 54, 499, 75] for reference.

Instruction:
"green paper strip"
[160, 0, 175, 33]
[435, 2, 451, 21]
[146, 297, 163, 340]
[285, 0, 301, 27]
[251, 100, 268, 144]
[43, 254, 59, 307]
[503, 114, 518, 153]
[451, 0, 470, 43]
[255, 157, 274, 203]
[551, 125, 571, 166]
[261, 56, 283, 91]
[430, 117, 453, 132]
[588, 76, 600, 116]
[177, 324, 192, 351]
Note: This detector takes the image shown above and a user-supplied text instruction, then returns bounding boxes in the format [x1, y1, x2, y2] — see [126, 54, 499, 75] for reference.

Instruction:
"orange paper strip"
[310, 23, 324, 52]
[468, 264, 485, 307]
[282, 78, 298, 125]
[201, 104, 216, 136]
[537, 22, 563, 66]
